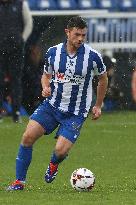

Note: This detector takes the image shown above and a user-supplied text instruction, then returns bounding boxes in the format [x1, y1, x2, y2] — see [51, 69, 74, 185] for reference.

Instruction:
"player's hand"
[91, 106, 101, 120]
[42, 86, 51, 97]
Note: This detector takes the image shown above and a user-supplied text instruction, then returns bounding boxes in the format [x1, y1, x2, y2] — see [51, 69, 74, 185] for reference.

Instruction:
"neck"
[66, 41, 77, 55]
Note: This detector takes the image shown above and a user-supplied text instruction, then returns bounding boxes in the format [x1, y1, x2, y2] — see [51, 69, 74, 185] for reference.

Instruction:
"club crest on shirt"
[69, 60, 74, 66]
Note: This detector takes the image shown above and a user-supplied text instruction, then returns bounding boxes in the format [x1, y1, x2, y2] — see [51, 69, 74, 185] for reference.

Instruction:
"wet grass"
[0, 111, 136, 205]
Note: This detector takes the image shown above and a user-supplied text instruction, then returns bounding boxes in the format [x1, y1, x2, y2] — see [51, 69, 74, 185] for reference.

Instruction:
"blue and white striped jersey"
[44, 42, 106, 117]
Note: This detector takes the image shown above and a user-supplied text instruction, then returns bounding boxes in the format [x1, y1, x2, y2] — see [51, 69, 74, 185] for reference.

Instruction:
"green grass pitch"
[0, 111, 136, 205]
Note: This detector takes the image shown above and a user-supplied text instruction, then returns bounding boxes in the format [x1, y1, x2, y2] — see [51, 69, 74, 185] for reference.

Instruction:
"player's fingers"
[92, 114, 98, 120]
[42, 91, 48, 97]
[92, 111, 101, 120]
[42, 90, 51, 97]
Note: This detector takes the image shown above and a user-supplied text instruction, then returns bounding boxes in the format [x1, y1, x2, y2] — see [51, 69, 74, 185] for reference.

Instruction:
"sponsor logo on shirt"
[54, 72, 85, 85]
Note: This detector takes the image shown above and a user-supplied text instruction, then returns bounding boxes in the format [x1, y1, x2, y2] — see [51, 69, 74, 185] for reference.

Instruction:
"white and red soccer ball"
[70, 168, 95, 192]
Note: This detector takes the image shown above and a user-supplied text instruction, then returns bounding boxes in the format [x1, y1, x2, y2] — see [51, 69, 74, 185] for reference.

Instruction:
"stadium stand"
[97, 0, 118, 11]
[118, 0, 136, 11]
[28, 0, 136, 11]
[78, 0, 97, 10]
[57, 0, 77, 10]
[28, 0, 38, 10]
[37, 0, 58, 10]
[88, 18, 136, 44]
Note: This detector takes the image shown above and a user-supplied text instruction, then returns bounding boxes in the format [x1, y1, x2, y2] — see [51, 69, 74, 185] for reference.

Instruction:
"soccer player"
[7, 16, 108, 190]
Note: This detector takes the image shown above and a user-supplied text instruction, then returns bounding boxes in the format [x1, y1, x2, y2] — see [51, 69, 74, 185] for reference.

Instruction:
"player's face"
[65, 27, 87, 49]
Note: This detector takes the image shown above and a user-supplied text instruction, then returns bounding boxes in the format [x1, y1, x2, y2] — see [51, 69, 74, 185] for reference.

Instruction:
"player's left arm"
[92, 72, 108, 120]
[92, 51, 108, 120]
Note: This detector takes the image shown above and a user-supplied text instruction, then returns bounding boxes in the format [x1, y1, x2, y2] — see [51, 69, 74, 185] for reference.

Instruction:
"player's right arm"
[41, 49, 52, 97]
[41, 73, 52, 97]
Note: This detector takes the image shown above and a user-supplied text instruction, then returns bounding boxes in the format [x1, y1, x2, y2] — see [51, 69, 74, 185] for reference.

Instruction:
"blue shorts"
[30, 100, 86, 143]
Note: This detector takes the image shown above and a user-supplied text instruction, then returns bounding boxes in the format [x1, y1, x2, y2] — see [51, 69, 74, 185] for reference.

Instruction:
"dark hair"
[67, 16, 87, 29]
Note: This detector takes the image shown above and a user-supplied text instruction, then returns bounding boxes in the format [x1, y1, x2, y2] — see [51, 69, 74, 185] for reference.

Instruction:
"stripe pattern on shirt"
[44, 43, 106, 117]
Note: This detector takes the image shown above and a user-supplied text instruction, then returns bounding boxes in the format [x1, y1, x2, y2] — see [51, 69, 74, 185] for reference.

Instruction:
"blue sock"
[16, 144, 32, 181]
[50, 151, 68, 165]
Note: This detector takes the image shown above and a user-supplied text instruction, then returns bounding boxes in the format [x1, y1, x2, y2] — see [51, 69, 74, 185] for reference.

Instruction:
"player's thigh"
[30, 101, 59, 135]
[21, 119, 45, 145]
[55, 135, 73, 156]
[56, 114, 86, 144]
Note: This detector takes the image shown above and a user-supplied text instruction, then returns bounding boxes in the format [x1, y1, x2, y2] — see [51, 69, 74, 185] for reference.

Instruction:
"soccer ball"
[70, 168, 95, 192]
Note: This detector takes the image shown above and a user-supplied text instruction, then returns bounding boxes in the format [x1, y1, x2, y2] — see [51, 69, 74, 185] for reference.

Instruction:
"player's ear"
[65, 28, 69, 36]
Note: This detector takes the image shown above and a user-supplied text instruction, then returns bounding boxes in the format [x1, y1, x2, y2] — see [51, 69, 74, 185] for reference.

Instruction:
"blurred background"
[3, 0, 136, 115]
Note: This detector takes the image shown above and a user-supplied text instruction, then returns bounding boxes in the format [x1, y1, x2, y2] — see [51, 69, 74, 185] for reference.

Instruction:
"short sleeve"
[93, 52, 106, 76]
[43, 49, 53, 74]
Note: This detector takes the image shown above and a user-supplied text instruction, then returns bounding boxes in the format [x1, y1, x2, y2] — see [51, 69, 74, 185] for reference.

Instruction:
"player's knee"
[55, 147, 67, 158]
[21, 131, 35, 146]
